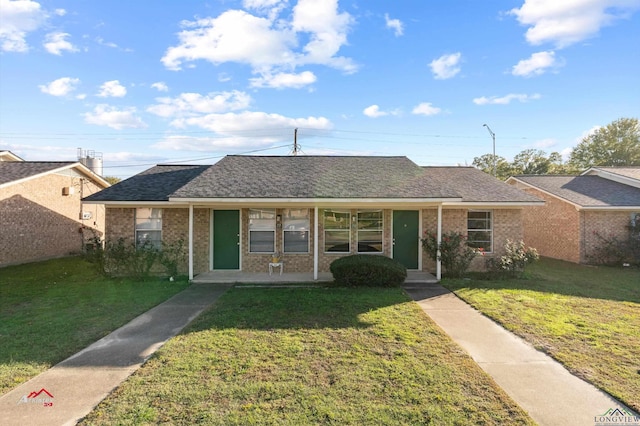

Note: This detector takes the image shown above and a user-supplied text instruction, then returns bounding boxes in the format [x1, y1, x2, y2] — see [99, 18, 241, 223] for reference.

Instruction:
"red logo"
[18, 388, 54, 407]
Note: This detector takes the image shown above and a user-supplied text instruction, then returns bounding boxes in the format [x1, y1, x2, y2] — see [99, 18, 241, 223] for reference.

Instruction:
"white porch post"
[188, 203, 194, 281]
[313, 206, 319, 280]
[436, 204, 442, 280]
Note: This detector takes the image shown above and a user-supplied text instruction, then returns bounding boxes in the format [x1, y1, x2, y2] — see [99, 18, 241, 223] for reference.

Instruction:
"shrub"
[588, 219, 640, 266]
[486, 239, 539, 279]
[159, 239, 187, 279]
[421, 230, 479, 278]
[330, 255, 407, 287]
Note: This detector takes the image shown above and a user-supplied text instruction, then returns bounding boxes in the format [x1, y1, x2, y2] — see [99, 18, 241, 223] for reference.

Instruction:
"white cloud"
[250, 71, 317, 89]
[385, 13, 404, 36]
[0, 0, 46, 52]
[363, 105, 387, 118]
[54, 8, 66, 16]
[147, 91, 252, 118]
[429, 52, 462, 80]
[97, 80, 127, 98]
[43, 32, 77, 55]
[162, 1, 356, 84]
[473, 93, 542, 105]
[84, 104, 147, 129]
[154, 111, 332, 151]
[512, 50, 558, 77]
[151, 82, 169, 92]
[412, 102, 442, 116]
[39, 77, 80, 96]
[509, 0, 640, 48]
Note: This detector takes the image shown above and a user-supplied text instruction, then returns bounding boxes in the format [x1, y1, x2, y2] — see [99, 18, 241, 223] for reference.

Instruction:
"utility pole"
[483, 124, 496, 177]
[293, 128, 299, 156]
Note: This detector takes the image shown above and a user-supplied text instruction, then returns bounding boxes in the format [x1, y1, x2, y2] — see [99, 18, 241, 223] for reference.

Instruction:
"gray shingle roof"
[85, 156, 545, 204]
[513, 175, 640, 207]
[423, 167, 543, 203]
[83, 164, 210, 202]
[171, 156, 460, 199]
[0, 162, 75, 186]
[589, 166, 640, 181]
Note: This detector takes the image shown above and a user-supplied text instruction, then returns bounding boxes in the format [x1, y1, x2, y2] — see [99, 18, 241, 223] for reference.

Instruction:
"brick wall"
[582, 210, 634, 263]
[516, 187, 581, 263]
[420, 208, 524, 273]
[0, 173, 105, 267]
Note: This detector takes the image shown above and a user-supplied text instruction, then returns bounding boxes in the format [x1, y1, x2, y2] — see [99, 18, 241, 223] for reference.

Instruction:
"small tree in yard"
[422, 231, 479, 278]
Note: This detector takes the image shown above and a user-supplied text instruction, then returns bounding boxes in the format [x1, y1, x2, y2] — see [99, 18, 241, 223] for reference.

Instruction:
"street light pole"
[483, 124, 496, 177]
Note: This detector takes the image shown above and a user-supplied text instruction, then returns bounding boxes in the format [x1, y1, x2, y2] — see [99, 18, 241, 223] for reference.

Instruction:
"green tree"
[512, 149, 564, 175]
[104, 176, 121, 185]
[568, 117, 640, 169]
[472, 154, 514, 180]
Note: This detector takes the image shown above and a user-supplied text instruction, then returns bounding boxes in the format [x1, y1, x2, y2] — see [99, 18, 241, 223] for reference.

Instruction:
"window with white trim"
[249, 208, 276, 253]
[135, 208, 162, 249]
[357, 210, 383, 253]
[283, 208, 309, 253]
[467, 210, 492, 252]
[324, 210, 350, 252]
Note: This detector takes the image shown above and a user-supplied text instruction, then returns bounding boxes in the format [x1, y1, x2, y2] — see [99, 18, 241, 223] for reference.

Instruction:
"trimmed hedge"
[330, 255, 407, 287]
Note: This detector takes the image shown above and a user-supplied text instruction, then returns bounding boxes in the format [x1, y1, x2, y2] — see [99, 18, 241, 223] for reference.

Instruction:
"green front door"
[213, 210, 240, 270]
[393, 210, 419, 270]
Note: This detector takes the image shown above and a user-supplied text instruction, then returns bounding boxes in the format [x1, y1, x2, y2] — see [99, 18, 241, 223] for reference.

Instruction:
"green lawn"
[81, 288, 533, 425]
[444, 257, 640, 413]
[0, 257, 190, 395]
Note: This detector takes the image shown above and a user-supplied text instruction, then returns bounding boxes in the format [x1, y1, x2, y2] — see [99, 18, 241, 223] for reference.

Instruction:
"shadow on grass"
[185, 286, 411, 333]
[444, 257, 640, 304]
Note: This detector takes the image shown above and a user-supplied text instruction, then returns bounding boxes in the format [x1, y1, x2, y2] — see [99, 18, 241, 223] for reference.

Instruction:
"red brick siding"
[420, 208, 524, 273]
[582, 211, 634, 263]
[0, 173, 105, 267]
[516, 187, 581, 263]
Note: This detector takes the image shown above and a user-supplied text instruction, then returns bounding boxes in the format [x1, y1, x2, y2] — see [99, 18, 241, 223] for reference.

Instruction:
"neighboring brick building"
[84, 155, 543, 280]
[0, 151, 110, 267]
[507, 167, 640, 264]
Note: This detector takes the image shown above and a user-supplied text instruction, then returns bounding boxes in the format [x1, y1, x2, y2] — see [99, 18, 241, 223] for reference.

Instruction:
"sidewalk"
[0, 283, 231, 426]
[404, 284, 638, 426]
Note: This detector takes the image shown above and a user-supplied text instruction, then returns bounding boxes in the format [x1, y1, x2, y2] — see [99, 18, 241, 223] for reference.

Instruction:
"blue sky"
[1, 0, 639, 179]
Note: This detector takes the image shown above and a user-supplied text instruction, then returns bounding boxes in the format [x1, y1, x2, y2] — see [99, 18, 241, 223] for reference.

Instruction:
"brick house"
[507, 167, 640, 263]
[83, 155, 543, 280]
[0, 151, 110, 267]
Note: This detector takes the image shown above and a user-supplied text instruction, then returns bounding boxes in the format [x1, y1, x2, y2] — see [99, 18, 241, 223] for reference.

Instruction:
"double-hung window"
[283, 209, 309, 253]
[357, 210, 383, 253]
[324, 210, 350, 252]
[249, 209, 276, 253]
[467, 210, 492, 252]
[135, 208, 162, 249]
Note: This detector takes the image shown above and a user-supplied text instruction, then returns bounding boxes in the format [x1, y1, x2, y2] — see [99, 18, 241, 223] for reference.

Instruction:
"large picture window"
[283, 209, 309, 253]
[357, 210, 383, 253]
[467, 210, 492, 252]
[249, 208, 276, 253]
[324, 210, 351, 252]
[135, 208, 162, 249]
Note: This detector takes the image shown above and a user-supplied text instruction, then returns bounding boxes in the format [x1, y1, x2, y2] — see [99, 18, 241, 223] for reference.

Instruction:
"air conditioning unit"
[80, 211, 92, 220]
[62, 186, 75, 196]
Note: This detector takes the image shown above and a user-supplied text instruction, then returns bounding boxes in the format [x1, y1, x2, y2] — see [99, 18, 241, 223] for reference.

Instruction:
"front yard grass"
[0, 257, 189, 395]
[444, 257, 640, 412]
[81, 287, 534, 425]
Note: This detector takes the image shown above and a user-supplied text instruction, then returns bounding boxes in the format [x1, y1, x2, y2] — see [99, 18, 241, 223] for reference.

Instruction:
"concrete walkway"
[0, 283, 231, 426]
[405, 284, 638, 426]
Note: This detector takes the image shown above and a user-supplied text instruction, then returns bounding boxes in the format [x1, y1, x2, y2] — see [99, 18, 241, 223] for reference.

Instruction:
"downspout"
[436, 204, 442, 280]
[188, 204, 194, 281]
[314, 206, 319, 280]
